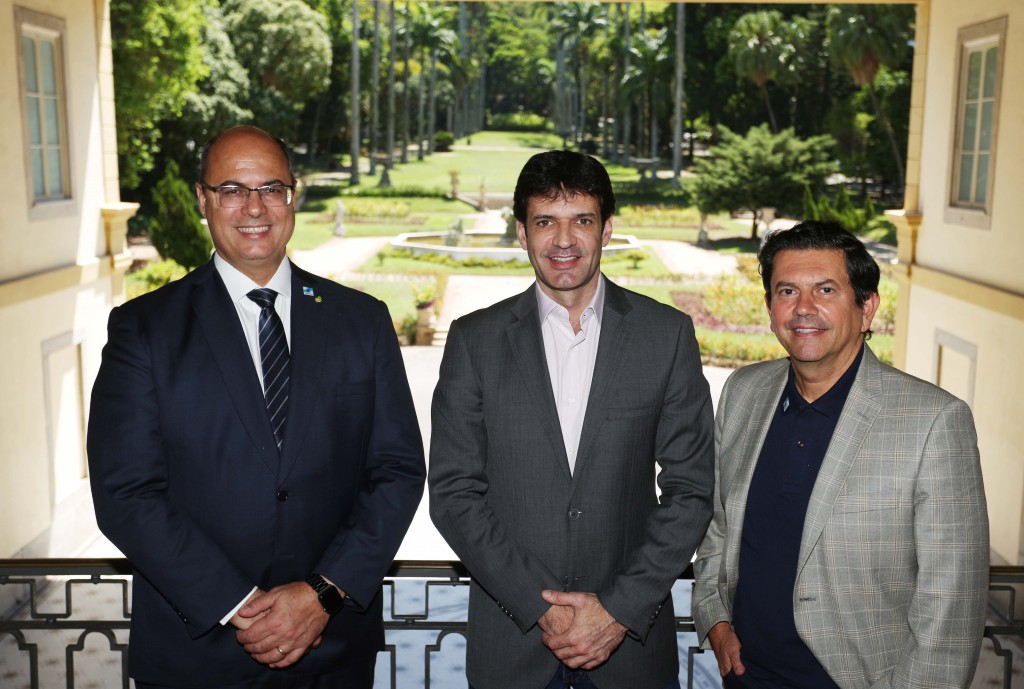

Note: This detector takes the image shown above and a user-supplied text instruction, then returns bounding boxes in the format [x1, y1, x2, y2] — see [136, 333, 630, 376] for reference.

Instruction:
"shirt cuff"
[220, 586, 259, 626]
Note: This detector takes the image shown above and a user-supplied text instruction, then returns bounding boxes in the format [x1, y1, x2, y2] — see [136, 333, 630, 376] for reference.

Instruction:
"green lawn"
[340, 279, 436, 323]
[348, 131, 565, 193]
[363, 246, 674, 278]
[291, 196, 477, 248]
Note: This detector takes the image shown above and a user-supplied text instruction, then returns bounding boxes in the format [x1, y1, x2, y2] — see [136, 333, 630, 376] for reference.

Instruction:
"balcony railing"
[1, 560, 1022, 689]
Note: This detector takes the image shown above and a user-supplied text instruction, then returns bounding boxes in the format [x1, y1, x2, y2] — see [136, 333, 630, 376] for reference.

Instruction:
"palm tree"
[408, 2, 456, 159]
[827, 4, 911, 190]
[349, 0, 360, 184]
[369, 0, 381, 176]
[772, 15, 814, 128]
[385, 0, 396, 173]
[427, 18, 457, 154]
[671, 1, 685, 180]
[553, 2, 608, 146]
[728, 10, 788, 133]
[400, 0, 411, 164]
[622, 28, 672, 159]
[620, 2, 631, 165]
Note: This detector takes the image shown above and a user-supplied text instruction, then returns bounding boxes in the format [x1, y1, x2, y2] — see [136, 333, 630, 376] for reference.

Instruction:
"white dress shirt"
[214, 253, 292, 392]
[537, 276, 605, 475]
[212, 253, 292, 623]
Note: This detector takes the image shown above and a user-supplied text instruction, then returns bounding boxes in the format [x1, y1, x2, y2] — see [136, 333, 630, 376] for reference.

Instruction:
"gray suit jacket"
[429, 278, 715, 689]
[692, 346, 989, 689]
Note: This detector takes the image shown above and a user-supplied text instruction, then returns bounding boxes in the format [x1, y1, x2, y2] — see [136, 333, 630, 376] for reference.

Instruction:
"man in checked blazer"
[429, 150, 715, 689]
[692, 221, 989, 688]
[87, 126, 424, 688]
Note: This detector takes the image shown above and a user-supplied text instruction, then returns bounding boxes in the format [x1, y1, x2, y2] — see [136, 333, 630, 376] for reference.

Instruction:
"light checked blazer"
[429, 278, 715, 689]
[692, 346, 989, 689]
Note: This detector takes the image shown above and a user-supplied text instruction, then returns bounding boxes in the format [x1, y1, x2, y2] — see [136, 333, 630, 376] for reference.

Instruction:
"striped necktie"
[247, 288, 290, 451]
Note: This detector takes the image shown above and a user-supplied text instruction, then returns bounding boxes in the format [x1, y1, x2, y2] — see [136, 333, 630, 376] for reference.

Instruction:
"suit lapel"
[725, 363, 788, 581]
[506, 287, 572, 483]
[277, 267, 328, 479]
[571, 279, 630, 484]
[189, 263, 279, 474]
[796, 347, 884, 574]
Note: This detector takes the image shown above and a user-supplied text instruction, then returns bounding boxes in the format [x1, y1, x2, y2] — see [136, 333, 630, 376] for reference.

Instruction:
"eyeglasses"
[201, 182, 295, 208]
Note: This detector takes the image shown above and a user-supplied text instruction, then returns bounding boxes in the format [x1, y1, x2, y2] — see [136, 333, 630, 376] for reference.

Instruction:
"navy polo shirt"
[727, 347, 863, 689]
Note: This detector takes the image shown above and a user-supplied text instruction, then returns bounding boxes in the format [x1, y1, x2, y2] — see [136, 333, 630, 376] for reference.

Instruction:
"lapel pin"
[303, 286, 315, 297]
[315, 296, 323, 303]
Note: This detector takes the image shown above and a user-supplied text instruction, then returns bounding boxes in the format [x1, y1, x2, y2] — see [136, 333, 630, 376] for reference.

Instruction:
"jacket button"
[276, 490, 289, 502]
[568, 509, 581, 520]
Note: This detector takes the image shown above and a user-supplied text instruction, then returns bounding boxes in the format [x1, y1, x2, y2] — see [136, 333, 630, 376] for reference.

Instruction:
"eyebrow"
[774, 278, 841, 289]
[530, 212, 598, 222]
[211, 178, 289, 187]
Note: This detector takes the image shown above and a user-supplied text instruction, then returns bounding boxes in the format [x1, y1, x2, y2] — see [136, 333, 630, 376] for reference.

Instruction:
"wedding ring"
[277, 647, 287, 656]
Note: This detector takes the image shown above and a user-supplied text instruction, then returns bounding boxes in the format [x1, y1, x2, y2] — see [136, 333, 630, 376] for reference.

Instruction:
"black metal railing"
[1, 559, 1022, 689]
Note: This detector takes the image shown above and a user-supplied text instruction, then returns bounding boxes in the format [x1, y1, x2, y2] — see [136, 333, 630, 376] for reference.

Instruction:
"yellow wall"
[1, 0, 130, 557]
[915, 1, 1023, 293]
[902, 0, 1024, 563]
[2, 0, 110, 281]
[904, 279, 1024, 563]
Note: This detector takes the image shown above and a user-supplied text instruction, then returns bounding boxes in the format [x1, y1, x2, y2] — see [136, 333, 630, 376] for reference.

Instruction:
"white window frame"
[945, 16, 1007, 230]
[15, 6, 72, 211]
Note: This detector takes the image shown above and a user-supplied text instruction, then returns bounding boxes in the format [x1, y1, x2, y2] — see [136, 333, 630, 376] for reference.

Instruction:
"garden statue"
[445, 218, 464, 246]
[333, 199, 345, 236]
[500, 207, 517, 245]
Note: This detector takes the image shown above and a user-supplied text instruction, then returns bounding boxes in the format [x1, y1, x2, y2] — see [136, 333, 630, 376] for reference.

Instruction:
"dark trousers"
[134, 652, 375, 689]
[543, 664, 683, 689]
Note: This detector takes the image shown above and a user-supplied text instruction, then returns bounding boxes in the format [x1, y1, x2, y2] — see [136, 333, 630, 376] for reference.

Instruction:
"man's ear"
[861, 291, 881, 333]
[516, 221, 528, 251]
[195, 183, 207, 218]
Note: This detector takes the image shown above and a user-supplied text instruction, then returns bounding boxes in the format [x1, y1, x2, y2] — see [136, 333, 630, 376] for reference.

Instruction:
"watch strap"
[306, 572, 344, 615]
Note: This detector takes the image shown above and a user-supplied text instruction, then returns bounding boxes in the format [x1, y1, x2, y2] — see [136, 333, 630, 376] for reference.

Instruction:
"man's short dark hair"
[197, 125, 295, 184]
[758, 220, 880, 307]
[513, 150, 615, 225]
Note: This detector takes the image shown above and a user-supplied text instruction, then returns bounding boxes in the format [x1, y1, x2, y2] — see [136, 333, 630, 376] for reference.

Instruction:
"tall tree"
[370, 0, 382, 176]
[110, 0, 207, 191]
[159, 1, 252, 178]
[727, 10, 790, 133]
[553, 2, 608, 146]
[385, 0, 397, 172]
[622, 28, 672, 159]
[222, 0, 331, 138]
[671, 1, 685, 180]
[827, 4, 912, 191]
[401, 0, 412, 164]
[350, 0, 361, 184]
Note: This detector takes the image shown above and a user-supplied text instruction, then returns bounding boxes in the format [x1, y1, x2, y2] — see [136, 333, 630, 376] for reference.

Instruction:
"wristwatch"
[306, 573, 345, 616]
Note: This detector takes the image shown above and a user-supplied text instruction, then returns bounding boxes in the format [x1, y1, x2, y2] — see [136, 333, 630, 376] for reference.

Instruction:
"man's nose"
[793, 292, 817, 315]
[553, 222, 575, 248]
[244, 189, 267, 215]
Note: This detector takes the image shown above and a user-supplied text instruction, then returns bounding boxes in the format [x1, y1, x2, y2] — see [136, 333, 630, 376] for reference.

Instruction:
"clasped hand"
[538, 590, 628, 670]
[232, 583, 328, 668]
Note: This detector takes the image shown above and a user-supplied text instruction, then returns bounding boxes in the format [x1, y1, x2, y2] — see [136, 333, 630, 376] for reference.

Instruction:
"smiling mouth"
[237, 226, 270, 235]
[549, 255, 580, 264]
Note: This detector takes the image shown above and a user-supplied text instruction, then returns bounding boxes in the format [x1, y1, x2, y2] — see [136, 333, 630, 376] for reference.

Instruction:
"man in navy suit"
[87, 125, 425, 688]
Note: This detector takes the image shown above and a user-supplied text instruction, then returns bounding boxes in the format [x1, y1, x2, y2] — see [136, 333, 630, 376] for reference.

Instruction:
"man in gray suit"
[692, 221, 989, 688]
[429, 150, 715, 689]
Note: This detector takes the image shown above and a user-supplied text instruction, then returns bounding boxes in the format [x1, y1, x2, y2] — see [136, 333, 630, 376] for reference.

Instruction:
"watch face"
[307, 574, 343, 615]
[322, 588, 344, 615]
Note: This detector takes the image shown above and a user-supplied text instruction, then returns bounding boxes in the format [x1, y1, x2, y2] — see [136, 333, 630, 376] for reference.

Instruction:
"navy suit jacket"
[87, 259, 425, 687]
